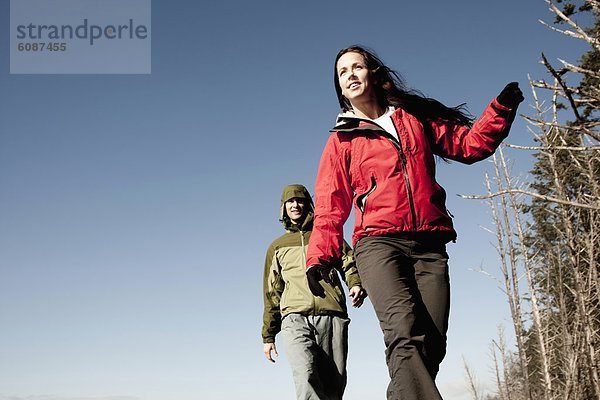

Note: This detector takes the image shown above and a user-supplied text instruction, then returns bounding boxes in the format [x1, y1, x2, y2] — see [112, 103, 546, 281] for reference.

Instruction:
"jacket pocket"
[355, 175, 377, 227]
[324, 270, 345, 305]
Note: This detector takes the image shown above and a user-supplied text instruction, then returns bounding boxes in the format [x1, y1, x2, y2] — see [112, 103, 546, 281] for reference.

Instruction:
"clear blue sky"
[0, 1, 589, 399]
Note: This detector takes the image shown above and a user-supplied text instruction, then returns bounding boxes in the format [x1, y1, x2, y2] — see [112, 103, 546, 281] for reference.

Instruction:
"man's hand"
[306, 265, 331, 298]
[348, 285, 367, 308]
[497, 82, 524, 109]
[263, 342, 278, 363]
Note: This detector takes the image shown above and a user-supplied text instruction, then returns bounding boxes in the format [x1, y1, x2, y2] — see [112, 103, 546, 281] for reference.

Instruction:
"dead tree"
[462, 1, 600, 399]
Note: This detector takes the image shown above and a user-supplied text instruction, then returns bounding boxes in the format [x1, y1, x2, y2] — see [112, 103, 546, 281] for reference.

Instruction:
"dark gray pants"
[354, 235, 450, 400]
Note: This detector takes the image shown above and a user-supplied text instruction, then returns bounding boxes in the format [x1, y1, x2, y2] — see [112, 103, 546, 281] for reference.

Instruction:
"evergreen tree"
[523, 1, 600, 398]
[481, 2, 600, 399]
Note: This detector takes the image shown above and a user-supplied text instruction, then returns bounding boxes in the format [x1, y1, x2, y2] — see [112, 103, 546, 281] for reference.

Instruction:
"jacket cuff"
[491, 98, 513, 114]
[347, 275, 361, 289]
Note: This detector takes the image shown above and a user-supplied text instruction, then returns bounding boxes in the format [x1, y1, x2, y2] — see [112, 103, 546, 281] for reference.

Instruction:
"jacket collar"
[283, 210, 313, 233]
[330, 107, 397, 133]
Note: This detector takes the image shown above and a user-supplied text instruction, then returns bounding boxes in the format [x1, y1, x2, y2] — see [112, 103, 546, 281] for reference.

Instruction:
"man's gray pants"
[281, 313, 349, 400]
[354, 235, 450, 400]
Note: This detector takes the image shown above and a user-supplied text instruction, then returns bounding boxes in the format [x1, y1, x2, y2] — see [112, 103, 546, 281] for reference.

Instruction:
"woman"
[305, 46, 523, 400]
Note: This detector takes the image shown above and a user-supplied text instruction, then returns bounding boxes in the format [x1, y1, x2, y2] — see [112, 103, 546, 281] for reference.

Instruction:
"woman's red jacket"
[306, 98, 517, 268]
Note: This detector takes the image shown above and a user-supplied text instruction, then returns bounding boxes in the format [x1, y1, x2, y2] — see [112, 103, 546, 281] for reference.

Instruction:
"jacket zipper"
[336, 116, 418, 231]
[300, 230, 316, 314]
[386, 129, 418, 232]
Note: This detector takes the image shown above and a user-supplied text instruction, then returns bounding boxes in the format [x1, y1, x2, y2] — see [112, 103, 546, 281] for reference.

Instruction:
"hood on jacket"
[280, 184, 314, 231]
[332, 107, 397, 133]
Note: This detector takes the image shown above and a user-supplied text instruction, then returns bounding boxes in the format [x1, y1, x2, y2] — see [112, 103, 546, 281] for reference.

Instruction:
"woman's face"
[336, 51, 376, 107]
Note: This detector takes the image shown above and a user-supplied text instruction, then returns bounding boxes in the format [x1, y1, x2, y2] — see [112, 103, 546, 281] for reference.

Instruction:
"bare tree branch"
[503, 143, 600, 151]
[543, 0, 600, 50]
[558, 58, 600, 79]
[541, 53, 584, 122]
[460, 189, 600, 210]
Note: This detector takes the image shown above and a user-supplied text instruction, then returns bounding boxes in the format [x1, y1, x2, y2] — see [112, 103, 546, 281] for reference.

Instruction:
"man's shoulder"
[268, 230, 311, 252]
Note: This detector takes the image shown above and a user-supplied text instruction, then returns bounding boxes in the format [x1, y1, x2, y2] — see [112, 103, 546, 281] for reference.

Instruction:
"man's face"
[285, 197, 306, 224]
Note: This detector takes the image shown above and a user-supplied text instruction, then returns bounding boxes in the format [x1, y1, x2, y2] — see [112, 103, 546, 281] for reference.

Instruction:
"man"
[262, 184, 366, 400]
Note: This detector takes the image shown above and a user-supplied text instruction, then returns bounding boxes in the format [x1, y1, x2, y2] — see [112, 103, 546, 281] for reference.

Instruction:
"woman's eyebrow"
[338, 63, 362, 72]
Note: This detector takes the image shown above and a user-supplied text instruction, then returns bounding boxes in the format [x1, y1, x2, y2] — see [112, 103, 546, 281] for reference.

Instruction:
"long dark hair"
[334, 46, 473, 126]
